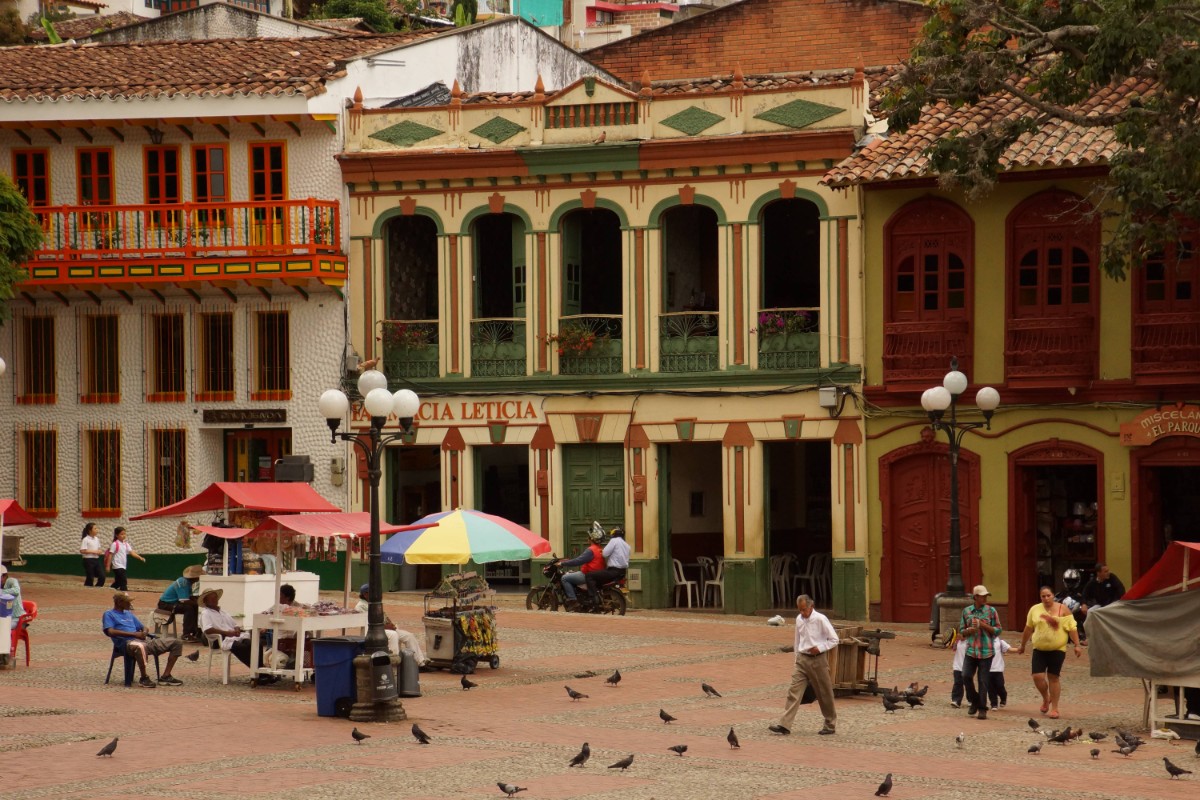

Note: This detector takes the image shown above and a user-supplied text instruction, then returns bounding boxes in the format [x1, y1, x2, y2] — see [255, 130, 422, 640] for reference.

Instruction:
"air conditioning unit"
[274, 454, 314, 483]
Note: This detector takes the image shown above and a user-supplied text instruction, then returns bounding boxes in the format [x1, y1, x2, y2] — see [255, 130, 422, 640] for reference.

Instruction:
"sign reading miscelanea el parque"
[1120, 404, 1200, 445]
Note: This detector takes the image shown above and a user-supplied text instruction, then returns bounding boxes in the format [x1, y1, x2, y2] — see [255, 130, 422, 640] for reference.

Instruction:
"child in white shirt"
[950, 635, 966, 708]
[988, 638, 1012, 709]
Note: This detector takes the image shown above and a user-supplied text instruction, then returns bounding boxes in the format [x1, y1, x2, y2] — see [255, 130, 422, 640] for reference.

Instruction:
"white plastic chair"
[770, 554, 795, 606]
[206, 632, 235, 685]
[702, 558, 725, 608]
[672, 558, 699, 608]
[792, 554, 820, 603]
[695, 556, 715, 603]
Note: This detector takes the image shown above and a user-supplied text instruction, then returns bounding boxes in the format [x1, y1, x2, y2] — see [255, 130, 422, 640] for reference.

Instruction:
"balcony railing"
[659, 311, 719, 372]
[883, 319, 972, 384]
[30, 199, 341, 261]
[1133, 311, 1200, 380]
[380, 320, 440, 379]
[756, 307, 820, 370]
[555, 315, 623, 375]
[471, 318, 526, 377]
[1005, 315, 1095, 383]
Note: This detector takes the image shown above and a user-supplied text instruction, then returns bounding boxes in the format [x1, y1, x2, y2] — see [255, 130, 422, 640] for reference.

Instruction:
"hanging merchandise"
[175, 520, 192, 549]
[327, 537, 339, 562]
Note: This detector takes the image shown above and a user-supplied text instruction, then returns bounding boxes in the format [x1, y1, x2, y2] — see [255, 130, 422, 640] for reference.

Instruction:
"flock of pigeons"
[1021, 718, 1196, 779]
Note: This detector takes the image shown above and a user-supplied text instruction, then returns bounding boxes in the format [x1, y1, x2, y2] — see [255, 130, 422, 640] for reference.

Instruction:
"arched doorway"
[879, 438, 981, 622]
[1131, 437, 1200, 579]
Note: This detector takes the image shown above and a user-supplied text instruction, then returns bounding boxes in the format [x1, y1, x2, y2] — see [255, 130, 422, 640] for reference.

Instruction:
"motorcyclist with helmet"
[1054, 568, 1087, 639]
[557, 523, 606, 612]
[584, 526, 630, 607]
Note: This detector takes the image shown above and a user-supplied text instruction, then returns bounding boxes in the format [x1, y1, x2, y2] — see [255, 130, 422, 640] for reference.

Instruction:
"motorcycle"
[526, 557, 628, 616]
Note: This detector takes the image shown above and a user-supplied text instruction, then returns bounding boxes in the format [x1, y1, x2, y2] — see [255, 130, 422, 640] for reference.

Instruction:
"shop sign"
[202, 408, 287, 424]
[1120, 404, 1200, 446]
[352, 399, 540, 426]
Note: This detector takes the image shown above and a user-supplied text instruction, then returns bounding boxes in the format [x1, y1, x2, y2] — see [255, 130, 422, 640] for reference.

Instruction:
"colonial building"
[338, 68, 875, 613]
[825, 77, 1200, 624]
[0, 19, 614, 579]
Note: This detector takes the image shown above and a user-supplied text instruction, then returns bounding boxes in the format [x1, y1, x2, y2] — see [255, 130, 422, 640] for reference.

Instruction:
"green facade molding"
[470, 116, 527, 144]
[369, 120, 444, 148]
[660, 106, 725, 136]
[754, 98, 843, 130]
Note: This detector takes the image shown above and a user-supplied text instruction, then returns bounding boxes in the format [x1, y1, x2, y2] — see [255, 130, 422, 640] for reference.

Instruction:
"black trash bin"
[369, 650, 398, 702]
[312, 636, 366, 718]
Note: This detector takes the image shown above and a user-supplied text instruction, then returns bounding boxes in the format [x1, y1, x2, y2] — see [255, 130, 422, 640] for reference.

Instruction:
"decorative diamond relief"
[754, 99, 842, 129]
[470, 116, 526, 144]
[369, 120, 443, 147]
[660, 106, 724, 136]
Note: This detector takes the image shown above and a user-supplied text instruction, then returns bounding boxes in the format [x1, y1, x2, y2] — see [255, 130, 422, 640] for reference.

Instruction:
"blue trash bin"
[311, 636, 366, 718]
[0, 594, 14, 618]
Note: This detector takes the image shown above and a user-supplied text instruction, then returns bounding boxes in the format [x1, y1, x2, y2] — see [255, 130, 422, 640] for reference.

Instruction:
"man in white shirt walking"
[769, 594, 840, 736]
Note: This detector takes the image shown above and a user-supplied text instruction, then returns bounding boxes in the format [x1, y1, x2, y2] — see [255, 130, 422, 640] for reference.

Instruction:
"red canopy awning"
[130, 482, 339, 520]
[0, 500, 52, 527]
[1122, 541, 1200, 600]
[189, 512, 429, 540]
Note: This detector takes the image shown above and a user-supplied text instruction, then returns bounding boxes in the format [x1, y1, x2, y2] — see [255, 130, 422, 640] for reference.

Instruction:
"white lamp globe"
[976, 386, 1000, 412]
[364, 387, 394, 418]
[393, 388, 420, 419]
[318, 389, 350, 420]
[943, 369, 968, 396]
[926, 385, 952, 412]
[357, 369, 388, 397]
[0, 356, 6, 378]
[920, 388, 936, 412]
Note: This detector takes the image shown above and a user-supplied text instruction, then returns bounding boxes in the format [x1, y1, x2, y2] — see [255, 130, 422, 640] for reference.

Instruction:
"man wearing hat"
[958, 585, 1002, 721]
[156, 565, 204, 642]
[199, 587, 276, 681]
[354, 584, 428, 667]
[103, 592, 184, 687]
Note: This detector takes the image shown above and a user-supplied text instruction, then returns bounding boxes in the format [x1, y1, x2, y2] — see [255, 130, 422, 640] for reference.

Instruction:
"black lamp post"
[319, 370, 419, 720]
[919, 358, 1000, 596]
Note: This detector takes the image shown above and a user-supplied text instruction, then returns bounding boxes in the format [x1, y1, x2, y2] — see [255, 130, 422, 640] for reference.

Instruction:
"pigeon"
[1117, 728, 1146, 746]
[565, 686, 588, 701]
[497, 783, 527, 797]
[185, 650, 200, 662]
[883, 688, 904, 704]
[882, 697, 902, 713]
[1088, 731, 1107, 742]
[668, 744, 687, 756]
[461, 675, 478, 691]
[1028, 742, 1043, 755]
[903, 693, 924, 708]
[955, 732, 965, 748]
[592, 131, 607, 144]
[1164, 757, 1192, 779]
[568, 742, 590, 767]
[1028, 718, 1043, 732]
[605, 669, 621, 687]
[351, 727, 370, 745]
[1048, 727, 1072, 745]
[1113, 746, 1134, 757]
[608, 754, 634, 771]
[96, 737, 118, 757]
[659, 708, 677, 724]
[727, 727, 740, 749]
[875, 773, 893, 797]
[701, 682, 722, 698]
[411, 724, 431, 745]
[913, 685, 929, 698]
[1090, 748, 1100, 759]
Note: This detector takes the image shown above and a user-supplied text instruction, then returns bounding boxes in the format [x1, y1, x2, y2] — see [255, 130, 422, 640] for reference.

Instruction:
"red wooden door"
[1011, 468, 1041, 609]
[882, 446, 980, 622]
[1135, 466, 1162, 581]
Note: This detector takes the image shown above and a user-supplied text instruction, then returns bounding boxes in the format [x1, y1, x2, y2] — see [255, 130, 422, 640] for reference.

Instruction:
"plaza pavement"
[2, 573, 1195, 800]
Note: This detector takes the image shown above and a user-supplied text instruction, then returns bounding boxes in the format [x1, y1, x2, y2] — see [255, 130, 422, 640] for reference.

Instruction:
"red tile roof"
[824, 76, 1153, 187]
[26, 11, 144, 42]
[0, 33, 440, 101]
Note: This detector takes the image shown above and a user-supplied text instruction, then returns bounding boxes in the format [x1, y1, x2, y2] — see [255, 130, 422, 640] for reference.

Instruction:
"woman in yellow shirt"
[1016, 586, 1083, 719]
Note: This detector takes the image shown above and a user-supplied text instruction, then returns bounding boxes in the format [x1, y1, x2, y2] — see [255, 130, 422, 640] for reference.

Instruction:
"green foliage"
[0, 174, 43, 323]
[307, 0, 396, 32]
[885, 0, 1200, 278]
[0, 8, 27, 45]
[451, 0, 477, 26]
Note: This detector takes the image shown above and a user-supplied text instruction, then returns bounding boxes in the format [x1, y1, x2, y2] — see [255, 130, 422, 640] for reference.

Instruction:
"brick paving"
[2, 573, 1196, 800]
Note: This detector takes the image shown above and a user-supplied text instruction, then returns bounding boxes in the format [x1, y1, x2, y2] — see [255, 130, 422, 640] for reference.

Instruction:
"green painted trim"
[458, 203, 533, 233]
[370, 205, 446, 237]
[515, 142, 640, 176]
[747, 188, 830, 220]
[646, 193, 727, 225]
[832, 557, 867, 620]
[547, 198, 631, 229]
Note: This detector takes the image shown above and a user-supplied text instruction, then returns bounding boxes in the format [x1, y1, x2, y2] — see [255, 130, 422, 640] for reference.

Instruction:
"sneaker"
[768, 725, 791, 735]
[966, 705, 978, 717]
[138, 677, 157, 688]
[990, 705, 998, 711]
[818, 728, 836, 735]
[999, 702, 1006, 708]
[1186, 713, 1200, 721]
[158, 676, 183, 686]
[950, 701, 961, 708]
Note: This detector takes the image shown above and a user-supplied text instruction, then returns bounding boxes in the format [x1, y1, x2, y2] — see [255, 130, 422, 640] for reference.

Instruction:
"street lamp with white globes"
[920, 358, 1000, 599]
[319, 370, 419, 722]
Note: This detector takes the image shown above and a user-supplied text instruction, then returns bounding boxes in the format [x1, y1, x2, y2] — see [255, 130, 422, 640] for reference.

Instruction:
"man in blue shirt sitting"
[103, 592, 184, 688]
[156, 565, 203, 642]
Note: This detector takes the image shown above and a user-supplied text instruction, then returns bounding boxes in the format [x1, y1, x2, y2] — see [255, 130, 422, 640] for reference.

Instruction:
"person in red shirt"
[558, 526, 605, 611]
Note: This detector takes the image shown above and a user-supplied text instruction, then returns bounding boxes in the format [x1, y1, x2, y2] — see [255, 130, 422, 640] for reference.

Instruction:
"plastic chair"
[105, 637, 161, 687]
[9, 600, 36, 666]
[206, 632, 235, 685]
[770, 554, 795, 607]
[791, 554, 821, 604]
[152, 609, 179, 637]
[702, 559, 725, 608]
[671, 558, 699, 608]
[816, 553, 833, 607]
[695, 557, 715, 603]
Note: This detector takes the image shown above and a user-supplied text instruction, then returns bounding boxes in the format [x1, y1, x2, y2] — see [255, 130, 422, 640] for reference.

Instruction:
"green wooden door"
[562, 444, 624, 555]
[561, 214, 582, 316]
[512, 216, 527, 321]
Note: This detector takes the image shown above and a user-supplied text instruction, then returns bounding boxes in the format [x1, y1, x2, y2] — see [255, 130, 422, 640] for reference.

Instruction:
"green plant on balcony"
[545, 320, 609, 356]
[381, 321, 436, 349]
[753, 309, 817, 337]
[380, 320, 438, 378]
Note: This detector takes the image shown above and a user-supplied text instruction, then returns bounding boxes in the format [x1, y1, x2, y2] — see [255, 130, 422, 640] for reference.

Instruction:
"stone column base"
[934, 594, 971, 647]
[349, 652, 407, 723]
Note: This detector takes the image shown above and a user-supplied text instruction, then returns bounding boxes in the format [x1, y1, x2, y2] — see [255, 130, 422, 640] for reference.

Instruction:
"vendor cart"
[423, 571, 500, 674]
[828, 626, 895, 697]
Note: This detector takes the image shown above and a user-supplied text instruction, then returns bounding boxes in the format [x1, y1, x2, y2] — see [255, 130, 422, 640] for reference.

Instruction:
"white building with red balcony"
[0, 19, 610, 576]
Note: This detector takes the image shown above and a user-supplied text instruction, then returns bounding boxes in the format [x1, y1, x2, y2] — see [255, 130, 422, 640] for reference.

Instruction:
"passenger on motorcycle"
[558, 526, 606, 611]
[585, 527, 629, 605]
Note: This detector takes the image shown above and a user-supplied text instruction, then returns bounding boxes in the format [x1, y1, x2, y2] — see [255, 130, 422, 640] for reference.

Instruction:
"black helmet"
[1063, 568, 1081, 590]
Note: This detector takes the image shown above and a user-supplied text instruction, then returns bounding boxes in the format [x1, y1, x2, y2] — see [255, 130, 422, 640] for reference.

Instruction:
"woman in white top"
[80, 522, 106, 587]
[107, 526, 145, 591]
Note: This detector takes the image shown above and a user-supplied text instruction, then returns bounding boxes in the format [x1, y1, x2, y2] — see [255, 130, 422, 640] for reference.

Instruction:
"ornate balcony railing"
[659, 311, 719, 372]
[555, 315, 623, 375]
[471, 318, 526, 377]
[883, 319, 972, 384]
[1005, 315, 1095, 383]
[1133, 311, 1200, 380]
[29, 199, 341, 261]
[755, 307, 820, 370]
[380, 320, 440, 379]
